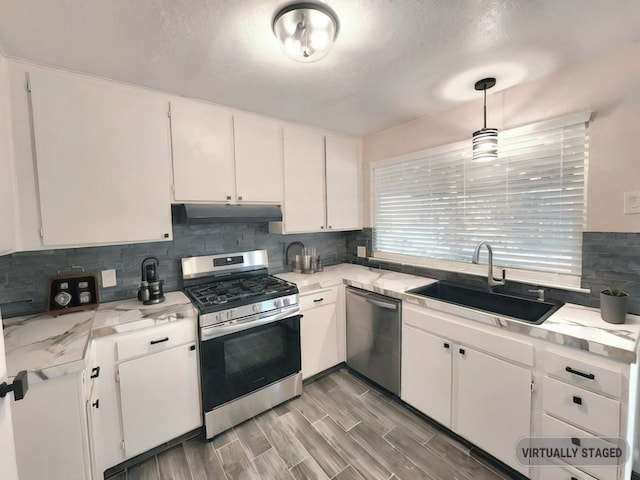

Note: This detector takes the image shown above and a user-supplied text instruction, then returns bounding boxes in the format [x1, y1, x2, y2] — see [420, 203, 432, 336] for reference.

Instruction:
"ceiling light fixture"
[472, 77, 498, 162]
[272, 3, 339, 63]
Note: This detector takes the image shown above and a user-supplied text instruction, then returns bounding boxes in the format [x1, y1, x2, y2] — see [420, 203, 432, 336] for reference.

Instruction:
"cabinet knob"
[320, 226, 324, 229]
[571, 437, 581, 447]
[443, 342, 450, 349]
[237, 195, 243, 201]
[226, 195, 232, 201]
[572, 395, 582, 405]
[0, 370, 29, 401]
[328, 225, 332, 229]
[458, 348, 465, 355]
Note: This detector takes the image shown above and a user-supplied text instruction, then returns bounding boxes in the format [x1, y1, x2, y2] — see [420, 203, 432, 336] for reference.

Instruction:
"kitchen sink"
[407, 281, 564, 324]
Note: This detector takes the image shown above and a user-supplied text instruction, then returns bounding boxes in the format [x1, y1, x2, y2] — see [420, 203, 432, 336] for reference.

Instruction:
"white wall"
[0, 53, 19, 254]
[363, 42, 640, 233]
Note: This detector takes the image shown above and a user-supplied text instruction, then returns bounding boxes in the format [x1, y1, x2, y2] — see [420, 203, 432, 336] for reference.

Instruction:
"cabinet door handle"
[150, 337, 169, 345]
[313, 298, 324, 303]
[90, 366, 101, 379]
[443, 342, 450, 349]
[571, 437, 581, 447]
[92, 399, 100, 409]
[572, 395, 582, 405]
[459, 348, 465, 355]
[565, 366, 595, 380]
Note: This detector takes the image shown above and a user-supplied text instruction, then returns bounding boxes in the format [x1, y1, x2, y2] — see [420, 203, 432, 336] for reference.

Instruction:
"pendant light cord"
[483, 87, 487, 129]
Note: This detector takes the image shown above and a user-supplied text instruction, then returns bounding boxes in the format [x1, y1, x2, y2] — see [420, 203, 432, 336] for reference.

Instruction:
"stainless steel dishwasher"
[346, 287, 401, 395]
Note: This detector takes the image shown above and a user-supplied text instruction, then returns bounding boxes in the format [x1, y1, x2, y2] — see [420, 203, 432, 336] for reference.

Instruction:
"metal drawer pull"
[565, 366, 595, 380]
[571, 437, 581, 446]
[571, 477, 579, 480]
[313, 298, 324, 303]
[572, 395, 582, 405]
[150, 337, 170, 345]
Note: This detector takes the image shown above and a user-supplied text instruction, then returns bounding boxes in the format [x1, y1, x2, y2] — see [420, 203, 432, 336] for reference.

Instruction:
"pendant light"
[272, 3, 339, 62]
[472, 77, 498, 162]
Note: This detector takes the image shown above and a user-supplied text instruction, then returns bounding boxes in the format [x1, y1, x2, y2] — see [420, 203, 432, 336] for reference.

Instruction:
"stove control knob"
[274, 299, 283, 308]
[283, 297, 291, 306]
[252, 304, 261, 313]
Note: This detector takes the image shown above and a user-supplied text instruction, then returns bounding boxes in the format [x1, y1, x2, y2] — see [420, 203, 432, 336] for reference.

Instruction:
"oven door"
[199, 314, 301, 412]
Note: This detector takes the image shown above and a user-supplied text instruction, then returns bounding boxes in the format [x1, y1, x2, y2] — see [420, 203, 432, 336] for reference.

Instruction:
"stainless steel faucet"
[285, 241, 305, 270]
[471, 241, 506, 290]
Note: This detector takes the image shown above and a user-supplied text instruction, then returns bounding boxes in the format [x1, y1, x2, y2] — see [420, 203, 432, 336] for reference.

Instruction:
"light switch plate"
[101, 269, 117, 288]
[624, 191, 640, 215]
[357, 246, 367, 258]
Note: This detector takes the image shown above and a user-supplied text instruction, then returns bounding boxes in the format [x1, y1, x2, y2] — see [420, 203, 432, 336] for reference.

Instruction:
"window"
[371, 112, 590, 288]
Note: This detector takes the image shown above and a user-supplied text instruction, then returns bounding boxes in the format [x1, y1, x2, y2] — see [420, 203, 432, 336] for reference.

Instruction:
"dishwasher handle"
[348, 288, 398, 310]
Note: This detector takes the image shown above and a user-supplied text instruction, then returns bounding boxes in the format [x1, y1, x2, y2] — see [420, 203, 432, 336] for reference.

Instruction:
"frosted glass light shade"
[273, 4, 339, 62]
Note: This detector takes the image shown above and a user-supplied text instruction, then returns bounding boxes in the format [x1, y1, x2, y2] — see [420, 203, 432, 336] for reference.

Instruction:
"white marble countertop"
[2, 291, 195, 382]
[278, 264, 640, 363]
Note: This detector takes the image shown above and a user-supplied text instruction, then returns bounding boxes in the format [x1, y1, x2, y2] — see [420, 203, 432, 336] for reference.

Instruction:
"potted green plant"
[600, 281, 631, 324]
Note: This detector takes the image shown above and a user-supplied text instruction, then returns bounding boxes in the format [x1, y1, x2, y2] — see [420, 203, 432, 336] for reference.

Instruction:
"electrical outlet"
[624, 191, 640, 215]
[357, 246, 367, 258]
[101, 269, 117, 288]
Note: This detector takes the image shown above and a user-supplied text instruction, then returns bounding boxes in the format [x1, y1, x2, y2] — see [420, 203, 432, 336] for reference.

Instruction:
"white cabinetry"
[402, 304, 532, 476]
[92, 316, 200, 469]
[170, 100, 283, 204]
[300, 286, 342, 379]
[28, 69, 173, 247]
[233, 113, 283, 204]
[270, 126, 361, 233]
[11, 373, 91, 480]
[536, 347, 630, 480]
[0, 55, 17, 255]
[170, 97, 235, 203]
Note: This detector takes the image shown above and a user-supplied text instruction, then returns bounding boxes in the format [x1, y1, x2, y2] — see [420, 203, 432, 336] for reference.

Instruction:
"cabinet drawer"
[541, 414, 619, 480]
[538, 464, 598, 480]
[542, 376, 620, 437]
[116, 319, 196, 361]
[544, 349, 623, 398]
[301, 287, 338, 310]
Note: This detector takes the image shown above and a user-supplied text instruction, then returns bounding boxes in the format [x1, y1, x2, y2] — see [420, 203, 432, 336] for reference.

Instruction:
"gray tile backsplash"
[0, 223, 351, 318]
[345, 229, 640, 315]
[2, 227, 638, 318]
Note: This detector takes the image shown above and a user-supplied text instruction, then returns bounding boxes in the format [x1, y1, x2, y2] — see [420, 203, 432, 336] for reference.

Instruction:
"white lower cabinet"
[402, 303, 532, 476]
[300, 286, 342, 379]
[117, 342, 200, 458]
[92, 317, 201, 470]
[11, 373, 91, 480]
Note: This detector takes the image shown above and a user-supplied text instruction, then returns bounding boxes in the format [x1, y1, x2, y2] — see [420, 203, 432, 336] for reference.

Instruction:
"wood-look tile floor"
[112, 368, 515, 480]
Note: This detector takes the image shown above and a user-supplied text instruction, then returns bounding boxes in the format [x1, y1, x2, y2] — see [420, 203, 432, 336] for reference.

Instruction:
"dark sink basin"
[407, 281, 564, 324]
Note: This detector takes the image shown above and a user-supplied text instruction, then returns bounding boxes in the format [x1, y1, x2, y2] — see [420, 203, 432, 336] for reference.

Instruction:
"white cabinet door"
[29, 69, 173, 246]
[0, 56, 17, 255]
[325, 134, 361, 231]
[170, 97, 235, 203]
[282, 126, 326, 232]
[234, 113, 283, 204]
[301, 302, 339, 379]
[0, 316, 19, 480]
[401, 324, 452, 427]
[117, 342, 200, 458]
[454, 346, 531, 476]
[11, 373, 90, 480]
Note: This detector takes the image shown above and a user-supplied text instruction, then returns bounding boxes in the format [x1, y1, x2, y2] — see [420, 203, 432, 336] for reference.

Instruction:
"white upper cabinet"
[170, 97, 235, 203]
[271, 126, 362, 234]
[233, 113, 283, 204]
[0, 56, 18, 255]
[279, 125, 326, 232]
[325, 134, 361, 230]
[29, 70, 173, 247]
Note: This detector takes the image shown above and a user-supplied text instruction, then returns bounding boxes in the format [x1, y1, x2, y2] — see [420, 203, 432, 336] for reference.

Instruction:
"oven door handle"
[201, 308, 301, 340]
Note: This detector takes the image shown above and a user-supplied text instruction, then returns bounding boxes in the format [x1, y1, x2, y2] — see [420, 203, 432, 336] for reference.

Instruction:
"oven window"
[200, 315, 301, 411]
[225, 325, 285, 376]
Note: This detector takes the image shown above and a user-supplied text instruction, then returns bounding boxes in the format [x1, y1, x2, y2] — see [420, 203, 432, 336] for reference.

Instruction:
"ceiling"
[0, 0, 639, 136]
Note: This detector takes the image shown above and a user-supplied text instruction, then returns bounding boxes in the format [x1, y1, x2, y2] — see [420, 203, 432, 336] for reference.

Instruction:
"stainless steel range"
[181, 249, 302, 439]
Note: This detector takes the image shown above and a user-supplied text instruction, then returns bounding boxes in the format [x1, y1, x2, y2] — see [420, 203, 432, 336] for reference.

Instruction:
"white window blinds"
[372, 112, 589, 280]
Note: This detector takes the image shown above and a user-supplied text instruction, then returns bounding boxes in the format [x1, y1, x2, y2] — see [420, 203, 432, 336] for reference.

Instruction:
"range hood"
[172, 204, 282, 224]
